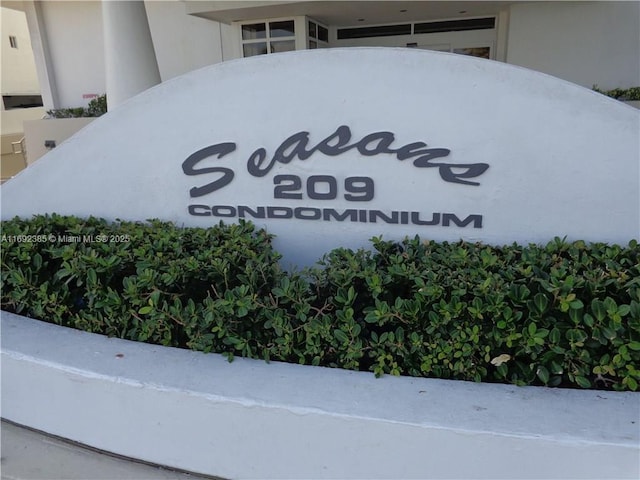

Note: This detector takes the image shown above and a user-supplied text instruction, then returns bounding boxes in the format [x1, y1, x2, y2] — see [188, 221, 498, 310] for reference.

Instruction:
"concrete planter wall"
[23, 117, 95, 165]
[2, 311, 638, 479]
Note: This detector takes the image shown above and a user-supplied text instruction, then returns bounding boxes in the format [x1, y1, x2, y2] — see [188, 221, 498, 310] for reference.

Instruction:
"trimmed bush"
[592, 85, 640, 101]
[46, 94, 107, 119]
[2, 215, 639, 391]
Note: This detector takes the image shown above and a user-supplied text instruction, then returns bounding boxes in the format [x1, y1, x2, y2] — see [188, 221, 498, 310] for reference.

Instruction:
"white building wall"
[220, 21, 241, 61]
[39, 0, 105, 108]
[144, 0, 225, 81]
[506, 1, 640, 90]
[1, 7, 40, 96]
[18, 1, 640, 110]
[30, 1, 232, 107]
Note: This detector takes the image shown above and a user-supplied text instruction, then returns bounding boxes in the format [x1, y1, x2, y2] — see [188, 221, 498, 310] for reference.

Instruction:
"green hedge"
[592, 85, 640, 101]
[2, 215, 639, 391]
[46, 94, 107, 119]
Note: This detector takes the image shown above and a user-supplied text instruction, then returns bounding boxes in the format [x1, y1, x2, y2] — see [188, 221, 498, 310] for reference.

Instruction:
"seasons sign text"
[182, 125, 488, 228]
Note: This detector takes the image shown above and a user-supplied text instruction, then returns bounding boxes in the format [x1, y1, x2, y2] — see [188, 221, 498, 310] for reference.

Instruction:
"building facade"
[1, 0, 638, 111]
[1, 6, 45, 180]
[1, 6, 41, 108]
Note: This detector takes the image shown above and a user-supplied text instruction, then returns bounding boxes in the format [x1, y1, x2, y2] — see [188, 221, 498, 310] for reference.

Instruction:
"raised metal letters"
[183, 125, 489, 198]
[183, 126, 486, 229]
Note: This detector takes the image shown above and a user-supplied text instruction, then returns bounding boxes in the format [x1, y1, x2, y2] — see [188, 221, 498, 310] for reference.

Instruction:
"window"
[453, 47, 491, 59]
[335, 16, 496, 60]
[2, 95, 43, 110]
[9, 36, 18, 48]
[338, 24, 411, 40]
[406, 43, 492, 59]
[241, 20, 295, 57]
[337, 17, 495, 40]
[414, 18, 495, 34]
[307, 19, 328, 49]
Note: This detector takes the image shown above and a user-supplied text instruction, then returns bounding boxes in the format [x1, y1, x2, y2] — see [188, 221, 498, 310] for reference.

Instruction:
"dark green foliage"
[2, 215, 639, 391]
[47, 94, 107, 118]
[310, 237, 640, 391]
[1, 215, 282, 349]
[592, 85, 640, 101]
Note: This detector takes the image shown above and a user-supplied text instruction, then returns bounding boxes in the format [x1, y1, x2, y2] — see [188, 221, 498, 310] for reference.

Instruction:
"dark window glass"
[453, 47, 491, 59]
[269, 20, 295, 38]
[242, 23, 266, 40]
[270, 40, 295, 53]
[2, 95, 43, 109]
[414, 18, 495, 34]
[243, 42, 268, 57]
[337, 24, 411, 40]
[308, 21, 317, 39]
[318, 25, 329, 42]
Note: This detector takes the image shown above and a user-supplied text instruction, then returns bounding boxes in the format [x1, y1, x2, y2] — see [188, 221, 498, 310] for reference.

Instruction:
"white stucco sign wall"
[2, 48, 639, 266]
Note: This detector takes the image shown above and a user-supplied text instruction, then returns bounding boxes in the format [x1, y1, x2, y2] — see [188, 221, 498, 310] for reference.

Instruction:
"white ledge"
[1, 311, 639, 479]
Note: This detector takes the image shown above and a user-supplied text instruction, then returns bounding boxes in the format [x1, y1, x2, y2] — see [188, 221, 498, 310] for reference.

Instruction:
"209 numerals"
[274, 175, 374, 201]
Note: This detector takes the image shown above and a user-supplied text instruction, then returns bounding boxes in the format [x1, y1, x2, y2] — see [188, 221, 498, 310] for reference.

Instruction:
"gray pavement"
[1, 420, 216, 480]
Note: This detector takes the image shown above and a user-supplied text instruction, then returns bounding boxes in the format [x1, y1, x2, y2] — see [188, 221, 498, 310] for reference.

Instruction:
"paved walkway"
[1, 420, 214, 480]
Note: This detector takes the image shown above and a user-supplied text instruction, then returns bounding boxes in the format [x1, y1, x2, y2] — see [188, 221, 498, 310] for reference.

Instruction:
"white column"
[101, 0, 160, 110]
[23, 1, 59, 110]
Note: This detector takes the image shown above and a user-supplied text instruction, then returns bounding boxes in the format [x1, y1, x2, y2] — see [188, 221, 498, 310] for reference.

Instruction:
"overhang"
[183, 1, 514, 26]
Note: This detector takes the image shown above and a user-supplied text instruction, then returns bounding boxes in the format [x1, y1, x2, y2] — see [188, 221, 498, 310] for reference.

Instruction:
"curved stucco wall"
[2, 48, 638, 268]
[1, 312, 639, 479]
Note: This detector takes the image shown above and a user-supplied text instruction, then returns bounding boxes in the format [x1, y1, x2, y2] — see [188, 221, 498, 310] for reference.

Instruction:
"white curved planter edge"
[2, 311, 638, 479]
